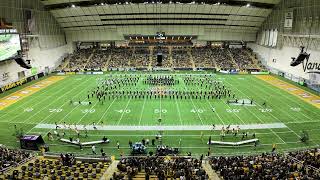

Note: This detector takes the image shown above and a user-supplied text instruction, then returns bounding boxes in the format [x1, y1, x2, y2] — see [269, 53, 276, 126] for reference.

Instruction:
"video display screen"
[0, 34, 21, 61]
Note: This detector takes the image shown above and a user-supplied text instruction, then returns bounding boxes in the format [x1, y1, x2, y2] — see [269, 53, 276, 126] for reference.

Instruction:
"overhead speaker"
[156, 53, 163, 66]
[15, 57, 32, 69]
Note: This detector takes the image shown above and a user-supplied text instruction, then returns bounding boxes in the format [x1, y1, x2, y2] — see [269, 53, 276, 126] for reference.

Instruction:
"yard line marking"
[250, 77, 314, 132]
[97, 83, 128, 125]
[224, 77, 286, 144]
[75, 100, 100, 125]
[139, 94, 147, 126]
[33, 123, 287, 131]
[0, 76, 66, 110]
[193, 77, 225, 125]
[227, 77, 301, 139]
[256, 75, 320, 109]
[24, 77, 93, 130]
[252, 77, 317, 120]
[97, 98, 117, 125]
[116, 98, 132, 125]
[174, 95, 183, 125]
[0, 77, 71, 119]
[2, 77, 80, 123]
[182, 80, 204, 125]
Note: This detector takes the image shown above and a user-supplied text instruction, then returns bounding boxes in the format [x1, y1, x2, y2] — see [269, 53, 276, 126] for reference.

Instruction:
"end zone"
[0, 76, 66, 110]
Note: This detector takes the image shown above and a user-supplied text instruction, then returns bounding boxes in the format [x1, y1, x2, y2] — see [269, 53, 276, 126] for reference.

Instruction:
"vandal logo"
[290, 46, 320, 74]
[302, 57, 320, 74]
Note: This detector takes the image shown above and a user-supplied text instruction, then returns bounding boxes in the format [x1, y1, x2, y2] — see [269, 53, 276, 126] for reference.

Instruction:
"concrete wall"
[0, 44, 70, 87]
[248, 43, 320, 80]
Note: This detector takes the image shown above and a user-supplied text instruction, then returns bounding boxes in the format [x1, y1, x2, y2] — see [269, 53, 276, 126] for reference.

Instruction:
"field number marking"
[191, 109, 204, 113]
[49, 108, 63, 113]
[226, 109, 240, 113]
[115, 109, 131, 113]
[290, 107, 301, 112]
[154, 109, 167, 113]
[24, 108, 33, 112]
[81, 109, 95, 113]
[259, 108, 273, 113]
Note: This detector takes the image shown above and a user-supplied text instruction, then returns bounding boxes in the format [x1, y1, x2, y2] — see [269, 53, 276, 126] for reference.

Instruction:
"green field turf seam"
[33, 123, 287, 131]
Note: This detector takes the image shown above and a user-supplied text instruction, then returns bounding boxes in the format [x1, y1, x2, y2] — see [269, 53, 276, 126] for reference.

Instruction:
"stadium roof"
[40, 0, 281, 41]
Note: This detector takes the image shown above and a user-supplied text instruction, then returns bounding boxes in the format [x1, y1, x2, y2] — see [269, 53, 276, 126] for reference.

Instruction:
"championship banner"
[284, 11, 293, 29]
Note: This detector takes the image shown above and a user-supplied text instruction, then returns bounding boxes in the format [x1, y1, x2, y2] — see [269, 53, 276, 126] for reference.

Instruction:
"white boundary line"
[0, 77, 77, 123]
[224, 77, 287, 143]
[229, 77, 302, 139]
[0, 77, 69, 119]
[193, 77, 225, 125]
[174, 95, 183, 125]
[252, 77, 317, 120]
[116, 98, 131, 125]
[182, 80, 204, 125]
[26, 77, 94, 134]
[33, 123, 287, 131]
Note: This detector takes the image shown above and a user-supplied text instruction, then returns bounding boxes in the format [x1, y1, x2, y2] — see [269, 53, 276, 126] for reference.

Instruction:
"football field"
[0, 72, 319, 157]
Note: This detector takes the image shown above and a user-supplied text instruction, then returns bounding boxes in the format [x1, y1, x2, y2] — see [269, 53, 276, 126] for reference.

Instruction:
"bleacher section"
[57, 46, 263, 72]
[1, 155, 111, 180]
[115, 156, 208, 180]
[210, 148, 320, 180]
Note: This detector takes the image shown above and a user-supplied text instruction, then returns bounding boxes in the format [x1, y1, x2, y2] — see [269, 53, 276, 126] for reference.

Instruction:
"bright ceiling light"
[71, 4, 75, 8]
[246, 3, 251, 7]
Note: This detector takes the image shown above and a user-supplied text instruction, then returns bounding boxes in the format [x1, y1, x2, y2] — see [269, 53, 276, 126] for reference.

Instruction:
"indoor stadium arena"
[0, 0, 319, 179]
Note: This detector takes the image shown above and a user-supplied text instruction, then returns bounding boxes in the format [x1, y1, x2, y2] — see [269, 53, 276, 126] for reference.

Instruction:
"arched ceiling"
[39, 0, 281, 41]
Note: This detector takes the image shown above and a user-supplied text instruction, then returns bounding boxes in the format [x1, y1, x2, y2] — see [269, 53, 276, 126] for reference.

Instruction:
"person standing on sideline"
[116, 141, 120, 150]
[92, 145, 96, 154]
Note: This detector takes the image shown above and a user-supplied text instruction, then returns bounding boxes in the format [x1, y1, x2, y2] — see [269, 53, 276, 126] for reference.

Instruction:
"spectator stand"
[1, 153, 112, 180]
[115, 156, 209, 180]
[0, 145, 34, 175]
[209, 148, 320, 180]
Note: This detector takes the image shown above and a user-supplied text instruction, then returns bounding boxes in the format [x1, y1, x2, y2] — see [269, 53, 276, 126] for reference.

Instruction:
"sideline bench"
[207, 138, 259, 146]
[60, 138, 110, 146]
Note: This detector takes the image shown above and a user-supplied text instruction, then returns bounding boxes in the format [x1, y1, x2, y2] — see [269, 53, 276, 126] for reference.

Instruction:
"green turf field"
[0, 72, 319, 158]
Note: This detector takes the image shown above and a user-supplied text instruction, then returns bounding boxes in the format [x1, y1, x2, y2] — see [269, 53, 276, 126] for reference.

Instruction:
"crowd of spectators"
[131, 48, 150, 68]
[0, 145, 32, 172]
[115, 156, 208, 180]
[210, 149, 320, 180]
[172, 47, 192, 68]
[57, 46, 263, 71]
[288, 148, 320, 169]
[108, 47, 132, 68]
[229, 48, 256, 69]
[3, 156, 109, 180]
[211, 47, 237, 70]
[85, 49, 110, 70]
[192, 47, 215, 68]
